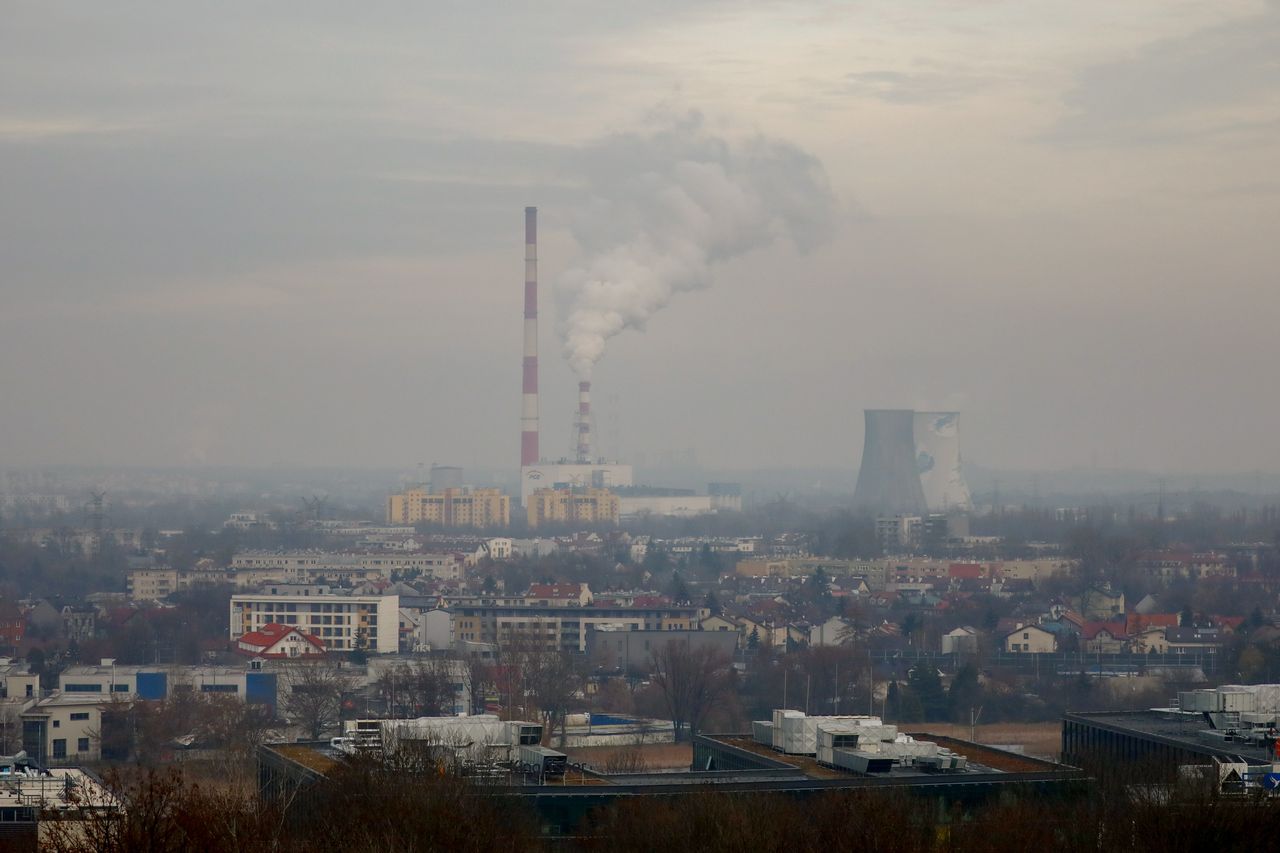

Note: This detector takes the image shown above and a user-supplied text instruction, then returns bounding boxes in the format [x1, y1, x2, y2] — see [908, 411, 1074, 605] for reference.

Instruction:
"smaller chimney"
[575, 381, 593, 463]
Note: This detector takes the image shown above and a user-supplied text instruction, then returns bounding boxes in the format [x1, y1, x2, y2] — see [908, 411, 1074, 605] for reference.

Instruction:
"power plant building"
[520, 462, 632, 506]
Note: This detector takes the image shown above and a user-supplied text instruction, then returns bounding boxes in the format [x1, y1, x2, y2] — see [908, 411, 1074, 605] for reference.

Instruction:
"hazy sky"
[2, 1, 1278, 475]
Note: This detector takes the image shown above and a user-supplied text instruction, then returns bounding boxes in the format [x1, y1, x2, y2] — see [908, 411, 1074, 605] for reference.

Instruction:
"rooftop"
[1065, 708, 1280, 765]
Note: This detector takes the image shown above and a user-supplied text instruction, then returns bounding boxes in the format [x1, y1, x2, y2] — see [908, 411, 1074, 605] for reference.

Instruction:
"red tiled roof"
[236, 623, 325, 657]
[1126, 613, 1179, 635]
[1082, 620, 1127, 640]
[949, 563, 985, 579]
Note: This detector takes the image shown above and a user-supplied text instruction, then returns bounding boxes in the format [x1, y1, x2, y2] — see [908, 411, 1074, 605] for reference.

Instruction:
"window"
[70, 713, 89, 721]
[52, 720, 60, 728]
[114, 684, 129, 692]
[64, 683, 103, 693]
[52, 739, 66, 759]
[77, 738, 89, 753]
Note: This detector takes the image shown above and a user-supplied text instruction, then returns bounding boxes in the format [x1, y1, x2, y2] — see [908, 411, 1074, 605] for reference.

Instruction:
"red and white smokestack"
[520, 206, 540, 467]
[576, 380, 592, 463]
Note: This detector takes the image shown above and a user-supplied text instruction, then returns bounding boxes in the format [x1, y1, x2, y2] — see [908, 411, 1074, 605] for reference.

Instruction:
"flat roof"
[708, 734, 1061, 779]
[1066, 709, 1278, 764]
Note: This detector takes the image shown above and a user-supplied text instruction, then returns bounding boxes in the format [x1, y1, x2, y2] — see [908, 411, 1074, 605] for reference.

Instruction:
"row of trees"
[44, 758, 1280, 852]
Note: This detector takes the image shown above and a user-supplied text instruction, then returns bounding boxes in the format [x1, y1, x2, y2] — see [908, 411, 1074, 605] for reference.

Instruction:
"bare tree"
[0, 701, 23, 753]
[499, 623, 584, 746]
[376, 659, 457, 718]
[280, 660, 358, 740]
[649, 640, 732, 741]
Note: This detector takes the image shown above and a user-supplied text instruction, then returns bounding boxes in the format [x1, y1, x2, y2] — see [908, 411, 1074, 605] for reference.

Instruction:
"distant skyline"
[2, 2, 1278, 474]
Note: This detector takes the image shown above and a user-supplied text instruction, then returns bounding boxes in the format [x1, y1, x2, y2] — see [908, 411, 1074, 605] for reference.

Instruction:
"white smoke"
[558, 114, 836, 378]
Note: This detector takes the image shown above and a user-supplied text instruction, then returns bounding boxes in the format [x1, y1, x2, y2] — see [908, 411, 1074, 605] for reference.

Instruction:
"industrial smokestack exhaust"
[521, 207, 540, 467]
[914, 411, 973, 512]
[575, 381, 593, 463]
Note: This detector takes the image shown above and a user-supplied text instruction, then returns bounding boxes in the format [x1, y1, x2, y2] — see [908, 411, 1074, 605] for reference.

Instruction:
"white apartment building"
[230, 593, 400, 654]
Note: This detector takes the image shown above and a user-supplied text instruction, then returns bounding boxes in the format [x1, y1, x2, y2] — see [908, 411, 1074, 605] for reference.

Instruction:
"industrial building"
[1063, 683, 1280, 790]
[519, 463, 633, 507]
[259, 709, 1083, 838]
[230, 592, 400, 654]
[526, 487, 620, 528]
[0, 755, 116, 848]
[385, 486, 510, 529]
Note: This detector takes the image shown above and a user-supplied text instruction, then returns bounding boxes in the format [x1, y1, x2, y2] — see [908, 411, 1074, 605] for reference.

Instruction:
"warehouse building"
[1063, 684, 1280, 786]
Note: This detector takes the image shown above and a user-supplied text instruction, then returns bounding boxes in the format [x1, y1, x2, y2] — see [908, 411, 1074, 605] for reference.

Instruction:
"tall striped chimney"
[575, 380, 593, 463]
[520, 207, 540, 467]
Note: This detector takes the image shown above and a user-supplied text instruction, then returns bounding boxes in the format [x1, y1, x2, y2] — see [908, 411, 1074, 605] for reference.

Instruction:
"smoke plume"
[558, 114, 836, 378]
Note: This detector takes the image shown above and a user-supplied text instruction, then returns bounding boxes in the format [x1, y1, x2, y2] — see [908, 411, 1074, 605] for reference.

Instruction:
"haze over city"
[3, 2, 1279, 476]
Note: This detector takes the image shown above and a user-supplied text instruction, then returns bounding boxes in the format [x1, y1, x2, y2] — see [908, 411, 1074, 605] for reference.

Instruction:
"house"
[1129, 626, 1169, 654]
[1126, 613, 1179, 637]
[1082, 621, 1128, 654]
[808, 616, 850, 647]
[234, 623, 326, 659]
[941, 626, 978, 656]
[0, 601, 25, 651]
[1076, 586, 1125, 621]
[736, 614, 788, 648]
[1003, 624, 1057, 654]
[1165, 625, 1226, 655]
[61, 605, 97, 642]
[699, 614, 740, 634]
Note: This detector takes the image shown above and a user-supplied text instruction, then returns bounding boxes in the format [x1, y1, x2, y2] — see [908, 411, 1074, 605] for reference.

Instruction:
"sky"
[2, 1, 1278, 476]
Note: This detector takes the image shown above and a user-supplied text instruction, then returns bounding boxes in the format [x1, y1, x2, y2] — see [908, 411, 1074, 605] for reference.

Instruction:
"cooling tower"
[914, 412, 972, 512]
[853, 410, 928, 514]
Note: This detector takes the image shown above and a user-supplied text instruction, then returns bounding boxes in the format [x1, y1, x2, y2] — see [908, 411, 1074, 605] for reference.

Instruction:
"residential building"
[450, 602, 700, 653]
[941, 626, 978, 655]
[0, 601, 24, 652]
[126, 568, 178, 601]
[61, 605, 97, 642]
[235, 623, 327, 659]
[230, 550, 464, 583]
[808, 616, 851, 647]
[876, 515, 923, 552]
[1002, 624, 1057, 654]
[385, 487, 510, 528]
[230, 593, 400, 654]
[1076, 585, 1125, 621]
[526, 487, 620, 528]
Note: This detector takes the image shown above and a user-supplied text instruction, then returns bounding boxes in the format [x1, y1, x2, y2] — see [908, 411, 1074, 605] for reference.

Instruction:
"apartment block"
[230, 593, 400, 654]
